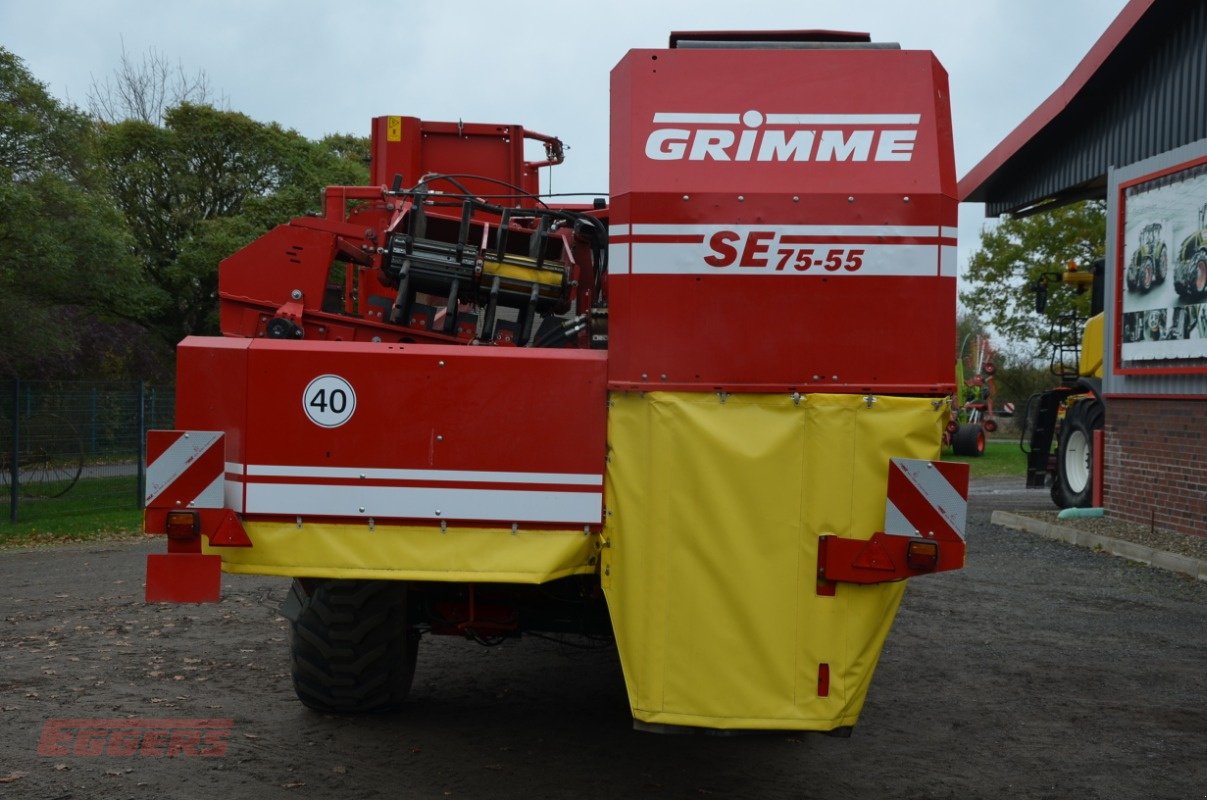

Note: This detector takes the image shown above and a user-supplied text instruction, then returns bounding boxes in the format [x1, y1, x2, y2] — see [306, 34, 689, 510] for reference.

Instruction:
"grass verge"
[0, 475, 143, 547]
[945, 439, 1026, 478]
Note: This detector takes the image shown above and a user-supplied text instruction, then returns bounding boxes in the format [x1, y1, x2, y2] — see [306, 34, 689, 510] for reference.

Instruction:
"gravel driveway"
[1, 477, 1203, 799]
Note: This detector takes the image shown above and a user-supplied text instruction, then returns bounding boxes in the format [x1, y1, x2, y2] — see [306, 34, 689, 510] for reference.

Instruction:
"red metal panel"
[174, 338, 608, 526]
[145, 554, 222, 603]
[608, 47, 957, 392]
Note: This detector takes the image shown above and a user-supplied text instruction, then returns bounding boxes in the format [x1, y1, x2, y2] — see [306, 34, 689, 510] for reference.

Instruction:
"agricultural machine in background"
[142, 30, 968, 734]
[1024, 259, 1106, 508]
[945, 334, 1005, 457]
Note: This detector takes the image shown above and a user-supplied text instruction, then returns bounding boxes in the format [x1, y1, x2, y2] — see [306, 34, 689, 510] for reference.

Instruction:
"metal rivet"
[291, 289, 302, 300]
[371, 336, 381, 343]
[903, 196, 911, 203]
[737, 195, 745, 202]
[434, 509, 442, 516]
[847, 196, 855, 203]
[792, 196, 800, 202]
[358, 506, 365, 513]
[660, 373, 668, 381]
[438, 360, 445, 367]
[436, 435, 443, 442]
[682, 195, 690, 201]
[641, 373, 648, 381]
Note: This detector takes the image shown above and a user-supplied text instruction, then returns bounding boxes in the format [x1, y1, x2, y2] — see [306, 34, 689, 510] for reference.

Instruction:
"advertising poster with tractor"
[1118, 158, 1207, 365]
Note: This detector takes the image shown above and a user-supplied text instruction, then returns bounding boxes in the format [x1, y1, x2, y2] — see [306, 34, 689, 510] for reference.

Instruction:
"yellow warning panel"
[386, 116, 402, 142]
[601, 391, 944, 731]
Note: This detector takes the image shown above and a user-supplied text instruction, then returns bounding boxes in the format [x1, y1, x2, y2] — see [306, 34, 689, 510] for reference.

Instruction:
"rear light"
[166, 511, 200, 540]
[905, 539, 939, 571]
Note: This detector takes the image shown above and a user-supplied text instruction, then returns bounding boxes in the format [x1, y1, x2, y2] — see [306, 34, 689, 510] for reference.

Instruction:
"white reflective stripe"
[245, 483, 602, 524]
[609, 242, 631, 275]
[891, 458, 967, 540]
[653, 113, 741, 124]
[940, 226, 958, 239]
[609, 224, 631, 237]
[225, 477, 244, 514]
[630, 242, 941, 277]
[224, 462, 244, 475]
[145, 431, 223, 506]
[194, 474, 224, 509]
[940, 246, 957, 278]
[883, 499, 916, 537]
[242, 464, 603, 486]
[629, 224, 943, 238]
[764, 113, 921, 125]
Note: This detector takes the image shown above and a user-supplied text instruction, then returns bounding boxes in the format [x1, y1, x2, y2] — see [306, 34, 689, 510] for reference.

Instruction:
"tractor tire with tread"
[1051, 398, 1105, 509]
[287, 579, 419, 714]
[952, 423, 985, 457]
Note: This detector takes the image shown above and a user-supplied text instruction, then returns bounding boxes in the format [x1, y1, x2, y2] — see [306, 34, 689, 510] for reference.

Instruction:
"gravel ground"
[1014, 509, 1207, 562]
[0, 478, 1204, 799]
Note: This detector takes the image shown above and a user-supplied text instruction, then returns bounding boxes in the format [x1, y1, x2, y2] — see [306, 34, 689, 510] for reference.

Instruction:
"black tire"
[1051, 399, 1105, 509]
[287, 579, 418, 713]
[1193, 250, 1207, 298]
[1140, 257, 1154, 291]
[1155, 246, 1168, 283]
[952, 423, 985, 457]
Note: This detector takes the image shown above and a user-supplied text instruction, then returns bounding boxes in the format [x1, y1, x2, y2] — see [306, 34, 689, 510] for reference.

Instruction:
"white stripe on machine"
[244, 483, 602, 524]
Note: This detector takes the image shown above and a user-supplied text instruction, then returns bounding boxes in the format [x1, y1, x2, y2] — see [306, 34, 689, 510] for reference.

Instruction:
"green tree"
[960, 200, 1106, 359]
[0, 48, 153, 378]
[97, 104, 369, 342]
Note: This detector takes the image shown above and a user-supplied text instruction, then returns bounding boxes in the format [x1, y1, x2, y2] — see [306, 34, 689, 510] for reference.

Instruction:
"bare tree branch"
[87, 38, 227, 125]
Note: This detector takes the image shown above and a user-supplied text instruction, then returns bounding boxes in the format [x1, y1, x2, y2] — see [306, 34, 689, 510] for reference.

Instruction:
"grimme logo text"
[645, 110, 920, 162]
[38, 718, 233, 757]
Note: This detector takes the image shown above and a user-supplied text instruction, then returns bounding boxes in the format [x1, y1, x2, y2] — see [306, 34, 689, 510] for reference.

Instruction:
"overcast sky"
[2, 0, 1130, 274]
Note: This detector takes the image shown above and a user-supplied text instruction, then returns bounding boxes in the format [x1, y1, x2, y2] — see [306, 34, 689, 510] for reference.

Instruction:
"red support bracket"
[818, 458, 969, 585]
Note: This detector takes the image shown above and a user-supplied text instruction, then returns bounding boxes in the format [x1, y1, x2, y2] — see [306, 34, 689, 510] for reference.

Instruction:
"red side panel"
[174, 338, 608, 526]
[145, 553, 222, 603]
[608, 48, 957, 393]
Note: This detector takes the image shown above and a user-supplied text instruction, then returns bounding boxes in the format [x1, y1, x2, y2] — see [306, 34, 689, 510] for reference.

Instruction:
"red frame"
[1112, 152, 1207, 376]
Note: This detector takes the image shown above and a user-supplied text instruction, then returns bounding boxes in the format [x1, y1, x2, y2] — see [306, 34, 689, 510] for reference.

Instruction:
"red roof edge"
[957, 0, 1157, 203]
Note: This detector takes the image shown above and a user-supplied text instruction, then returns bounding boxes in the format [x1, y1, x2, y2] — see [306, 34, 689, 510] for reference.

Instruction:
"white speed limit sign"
[303, 375, 357, 428]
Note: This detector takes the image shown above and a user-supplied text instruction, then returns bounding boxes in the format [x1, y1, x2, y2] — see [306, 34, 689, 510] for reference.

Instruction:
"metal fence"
[1, 380, 174, 524]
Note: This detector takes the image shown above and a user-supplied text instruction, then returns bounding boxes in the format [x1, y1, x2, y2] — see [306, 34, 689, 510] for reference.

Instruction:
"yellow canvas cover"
[207, 522, 596, 584]
[601, 391, 945, 731]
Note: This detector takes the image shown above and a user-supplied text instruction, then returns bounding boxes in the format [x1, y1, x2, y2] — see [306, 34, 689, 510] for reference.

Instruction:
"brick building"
[960, 0, 1207, 536]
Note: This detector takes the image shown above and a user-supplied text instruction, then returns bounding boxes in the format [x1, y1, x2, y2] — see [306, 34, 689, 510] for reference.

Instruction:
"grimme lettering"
[38, 719, 232, 757]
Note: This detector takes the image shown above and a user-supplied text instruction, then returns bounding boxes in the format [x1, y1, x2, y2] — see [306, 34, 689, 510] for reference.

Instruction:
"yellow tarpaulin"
[208, 522, 596, 584]
[601, 391, 944, 731]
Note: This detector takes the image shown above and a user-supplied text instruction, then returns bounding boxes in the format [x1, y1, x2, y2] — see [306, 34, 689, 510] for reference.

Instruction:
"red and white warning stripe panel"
[608, 224, 957, 277]
[232, 464, 604, 525]
[145, 431, 225, 510]
[883, 457, 968, 541]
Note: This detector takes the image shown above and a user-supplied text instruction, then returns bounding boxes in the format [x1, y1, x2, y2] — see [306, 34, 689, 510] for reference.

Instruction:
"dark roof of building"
[959, 0, 1207, 217]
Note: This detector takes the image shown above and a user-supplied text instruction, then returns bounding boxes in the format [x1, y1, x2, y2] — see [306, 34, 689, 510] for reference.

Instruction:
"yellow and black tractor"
[1024, 258, 1105, 508]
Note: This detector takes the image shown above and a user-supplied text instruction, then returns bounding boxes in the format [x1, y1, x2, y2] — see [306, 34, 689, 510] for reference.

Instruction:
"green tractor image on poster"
[1173, 202, 1207, 300]
[1125, 222, 1167, 292]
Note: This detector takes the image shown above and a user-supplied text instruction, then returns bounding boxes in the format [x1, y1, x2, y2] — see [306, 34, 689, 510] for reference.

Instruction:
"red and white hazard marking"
[883, 457, 968, 541]
[145, 431, 225, 510]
